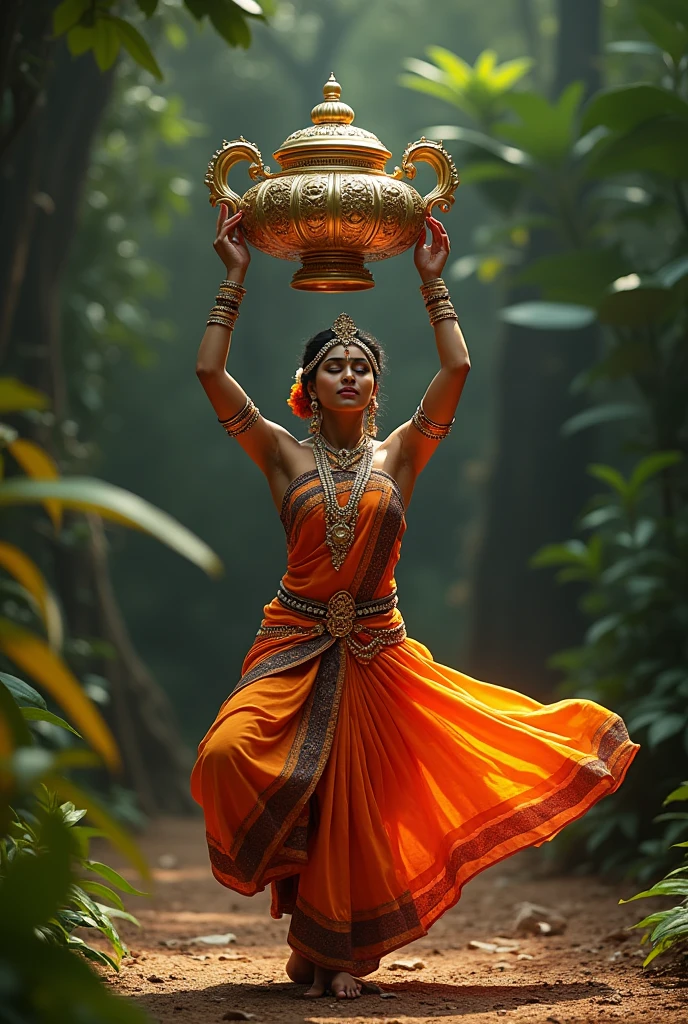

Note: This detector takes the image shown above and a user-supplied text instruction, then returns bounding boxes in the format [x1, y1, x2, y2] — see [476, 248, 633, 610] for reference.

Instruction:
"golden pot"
[205, 74, 459, 292]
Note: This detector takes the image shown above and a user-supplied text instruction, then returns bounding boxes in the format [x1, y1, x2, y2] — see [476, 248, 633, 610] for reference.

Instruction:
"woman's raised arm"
[195, 204, 299, 492]
[381, 216, 471, 501]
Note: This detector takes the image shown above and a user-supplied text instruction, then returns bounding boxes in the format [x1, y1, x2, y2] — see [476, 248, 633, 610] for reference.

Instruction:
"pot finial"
[311, 73, 355, 125]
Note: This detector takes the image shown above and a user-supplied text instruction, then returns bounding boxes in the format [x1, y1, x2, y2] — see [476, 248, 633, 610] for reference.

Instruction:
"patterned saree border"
[207, 640, 348, 890]
[285, 714, 638, 976]
[229, 632, 335, 700]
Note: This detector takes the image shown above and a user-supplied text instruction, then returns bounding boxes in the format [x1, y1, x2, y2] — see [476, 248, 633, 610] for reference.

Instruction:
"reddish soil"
[95, 817, 687, 1024]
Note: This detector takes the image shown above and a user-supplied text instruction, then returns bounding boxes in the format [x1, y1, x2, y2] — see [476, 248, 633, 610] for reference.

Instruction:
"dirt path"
[96, 818, 686, 1024]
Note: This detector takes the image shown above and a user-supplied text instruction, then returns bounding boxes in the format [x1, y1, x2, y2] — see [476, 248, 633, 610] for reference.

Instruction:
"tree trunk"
[0, 39, 196, 814]
[465, 0, 602, 698]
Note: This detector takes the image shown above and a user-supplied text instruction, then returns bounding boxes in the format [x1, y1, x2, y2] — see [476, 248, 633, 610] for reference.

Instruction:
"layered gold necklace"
[319, 433, 369, 470]
[312, 432, 374, 570]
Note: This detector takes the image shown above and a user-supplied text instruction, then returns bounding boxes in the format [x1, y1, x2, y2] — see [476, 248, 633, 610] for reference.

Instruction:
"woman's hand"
[213, 203, 251, 283]
[414, 214, 451, 283]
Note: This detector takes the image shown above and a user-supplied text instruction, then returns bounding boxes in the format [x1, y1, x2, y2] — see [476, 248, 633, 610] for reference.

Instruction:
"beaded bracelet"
[411, 402, 455, 441]
[218, 398, 260, 437]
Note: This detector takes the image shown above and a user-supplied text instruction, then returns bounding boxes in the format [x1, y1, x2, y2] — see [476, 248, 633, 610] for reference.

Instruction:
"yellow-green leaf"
[0, 542, 63, 649]
[0, 477, 223, 577]
[0, 378, 50, 415]
[7, 438, 62, 532]
[0, 619, 120, 771]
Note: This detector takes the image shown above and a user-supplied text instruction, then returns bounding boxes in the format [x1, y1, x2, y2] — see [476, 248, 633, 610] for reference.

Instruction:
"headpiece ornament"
[300, 313, 381, 377]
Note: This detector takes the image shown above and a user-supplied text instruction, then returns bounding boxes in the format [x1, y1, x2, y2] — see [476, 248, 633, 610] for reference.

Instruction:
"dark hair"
[299, 327, 385, 393]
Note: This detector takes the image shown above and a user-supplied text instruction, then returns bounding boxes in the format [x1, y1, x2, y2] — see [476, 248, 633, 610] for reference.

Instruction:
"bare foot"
[286, 950, 314, 985]
[330, 971, 362, 999]
[303, 965, 329, 998]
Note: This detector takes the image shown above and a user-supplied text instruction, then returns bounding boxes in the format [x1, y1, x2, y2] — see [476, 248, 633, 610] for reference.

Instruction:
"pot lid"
[273, 74, 392, 169]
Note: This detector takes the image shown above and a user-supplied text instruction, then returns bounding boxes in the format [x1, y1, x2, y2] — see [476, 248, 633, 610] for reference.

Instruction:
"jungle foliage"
[0, 374, 222, 1018]
[403, 0, 688, 879]
[622, 780, 688, 965]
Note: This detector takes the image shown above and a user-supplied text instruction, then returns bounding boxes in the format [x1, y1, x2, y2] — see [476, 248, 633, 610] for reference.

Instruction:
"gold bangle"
[411, 403, 454, 440]
[218, 399, 260, 437]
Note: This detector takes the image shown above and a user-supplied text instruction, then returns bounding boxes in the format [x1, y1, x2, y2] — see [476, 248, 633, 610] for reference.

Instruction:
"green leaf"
[136, 0, 160, 14]
[597, 279, 675, 327]
[586, 116, 688, 178]
[499, 302, 596, 330]
[47, 778, 151, 881]
[67, 936, 120, 971]
[231, 0, 263, 14]
[561, 402, 643, 438]
[581, 84, 688, 135]
[205, 0, 252, 47]
[628, 451, 683, 496]
[516, 247, 630, 306]
[0, 671, 47, 709]
[111, 18, 163, 79]
[21, 706, 82, 738]
[66, 25, 95, 56]
[657, 254, 688, 289]
[637, 4, 688, 63]
[623, 878, 688, 900]
[424, 47, 472, 85]
[93, 16, 121, 72]
[53, 0, 90, 36]
[0, 814, 72, 931]
[399, 73, 459, 107]
[665, 783, 688, 805]
[0, 378, 50, 415]
[457, 161, 528, 185]
[588, 463, 629, 498]
[80, 880, 125, 911]
[606, 40, 664, 56]
[496, 82, 584, 166]
[0, 477, 222, 578]
[648, 714, 686, 748]
[530, 541, 589, 569]
[0, 678, 33, 750]
[424, 125, 534, 167]
[86, 860, 149, 896]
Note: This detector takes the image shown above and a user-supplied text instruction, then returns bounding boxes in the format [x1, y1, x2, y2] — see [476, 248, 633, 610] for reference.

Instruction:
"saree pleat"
[191, 469, 639, 975]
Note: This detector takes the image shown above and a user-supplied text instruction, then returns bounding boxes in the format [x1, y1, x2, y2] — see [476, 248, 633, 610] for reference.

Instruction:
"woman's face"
[310, 343, 377, 414]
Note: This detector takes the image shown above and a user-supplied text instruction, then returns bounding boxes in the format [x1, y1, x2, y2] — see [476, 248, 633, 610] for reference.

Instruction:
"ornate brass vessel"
[205, 75, 459, 292]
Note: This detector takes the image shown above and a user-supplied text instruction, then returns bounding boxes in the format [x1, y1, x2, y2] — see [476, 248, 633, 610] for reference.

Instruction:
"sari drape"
[190, 469, 638, 976]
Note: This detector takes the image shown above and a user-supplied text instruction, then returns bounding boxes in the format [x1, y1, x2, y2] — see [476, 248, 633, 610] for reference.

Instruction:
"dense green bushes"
[404, 0, 688, 878]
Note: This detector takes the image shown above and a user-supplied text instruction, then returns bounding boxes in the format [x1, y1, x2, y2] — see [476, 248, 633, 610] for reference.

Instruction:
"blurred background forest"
[1, 0, 687, 900]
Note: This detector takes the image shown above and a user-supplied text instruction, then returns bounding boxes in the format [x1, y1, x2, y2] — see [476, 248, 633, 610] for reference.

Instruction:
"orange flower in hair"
[287, 379, 312, 419]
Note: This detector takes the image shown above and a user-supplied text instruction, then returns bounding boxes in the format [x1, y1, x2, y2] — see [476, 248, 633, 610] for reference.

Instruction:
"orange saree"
[190, 468, 638, 976]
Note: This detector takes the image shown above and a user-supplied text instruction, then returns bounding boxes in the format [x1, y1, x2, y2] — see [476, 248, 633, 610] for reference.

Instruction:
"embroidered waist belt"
[256, 583, 406, 663]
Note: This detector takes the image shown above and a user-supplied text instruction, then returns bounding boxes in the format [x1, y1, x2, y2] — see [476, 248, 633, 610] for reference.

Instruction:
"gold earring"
[309, 395, 321, 435]
[365, 394, 379, 438]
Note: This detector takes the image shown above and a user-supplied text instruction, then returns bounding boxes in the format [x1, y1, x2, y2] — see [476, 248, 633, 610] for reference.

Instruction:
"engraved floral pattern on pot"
[261, 179, 293, 237]
[297, 175, 329, 238]
[340, 177, 374, 244]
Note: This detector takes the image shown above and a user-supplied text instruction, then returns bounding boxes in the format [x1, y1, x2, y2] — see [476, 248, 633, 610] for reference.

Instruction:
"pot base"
[290, 253, 374, 292]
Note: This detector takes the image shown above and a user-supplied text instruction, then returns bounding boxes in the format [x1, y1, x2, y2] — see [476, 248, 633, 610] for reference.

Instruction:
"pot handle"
[205, 137, 272, 213]
[394, 137, 459, 214]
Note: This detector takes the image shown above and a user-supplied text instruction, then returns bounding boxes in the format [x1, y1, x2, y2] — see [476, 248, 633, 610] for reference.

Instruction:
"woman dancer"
[191, 203, 638, 1000]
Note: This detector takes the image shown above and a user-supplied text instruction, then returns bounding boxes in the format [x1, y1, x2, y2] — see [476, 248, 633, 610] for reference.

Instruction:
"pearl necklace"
[312, 432, 374, 570]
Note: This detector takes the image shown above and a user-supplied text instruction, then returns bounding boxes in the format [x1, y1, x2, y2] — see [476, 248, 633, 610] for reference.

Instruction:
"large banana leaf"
[0, 542, 63, 649]
[0, 476, 223, 577]
[0, 619, 119, 771]
[7, 438, 62, 531]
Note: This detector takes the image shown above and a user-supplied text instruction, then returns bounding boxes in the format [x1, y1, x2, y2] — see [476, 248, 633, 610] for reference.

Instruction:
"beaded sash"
[256, 582, 406, 663]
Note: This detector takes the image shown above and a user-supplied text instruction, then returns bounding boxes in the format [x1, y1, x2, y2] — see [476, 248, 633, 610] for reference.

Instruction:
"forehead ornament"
[301, 312, 381, 377]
